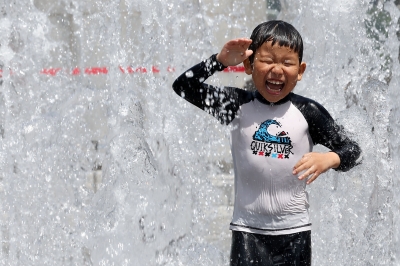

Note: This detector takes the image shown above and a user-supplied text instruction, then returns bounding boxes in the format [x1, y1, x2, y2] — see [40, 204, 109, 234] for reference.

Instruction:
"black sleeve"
[172, 54, 252, 125]
[291, 94, 362, 172]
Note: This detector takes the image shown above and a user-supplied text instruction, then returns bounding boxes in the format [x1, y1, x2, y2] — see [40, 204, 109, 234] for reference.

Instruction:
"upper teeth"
[268, 80, 283, 85]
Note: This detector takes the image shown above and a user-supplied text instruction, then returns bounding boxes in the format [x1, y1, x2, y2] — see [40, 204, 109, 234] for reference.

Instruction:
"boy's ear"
[243, 58, 253, 75]
[297, 62, 307, 81]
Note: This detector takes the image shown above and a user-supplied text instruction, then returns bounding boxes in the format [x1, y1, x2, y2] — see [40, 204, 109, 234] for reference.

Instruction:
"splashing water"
[0, 0, 399, 265]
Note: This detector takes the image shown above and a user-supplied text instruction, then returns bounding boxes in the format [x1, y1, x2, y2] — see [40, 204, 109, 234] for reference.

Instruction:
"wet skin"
[243, 41, 307, 103]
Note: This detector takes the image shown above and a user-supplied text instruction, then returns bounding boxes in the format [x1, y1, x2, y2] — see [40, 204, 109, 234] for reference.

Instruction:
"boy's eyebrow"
[256, 54, 298, 60]
[256, 52, 274, 58]
[256, 55, 272, 58]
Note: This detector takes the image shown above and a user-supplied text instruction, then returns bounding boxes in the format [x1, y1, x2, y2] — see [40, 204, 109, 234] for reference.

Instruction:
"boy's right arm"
[172, 54, 239, 125]
[172, 38, 253, 100]
[172, 38, 253, 125]
[172, 53, 226, 110]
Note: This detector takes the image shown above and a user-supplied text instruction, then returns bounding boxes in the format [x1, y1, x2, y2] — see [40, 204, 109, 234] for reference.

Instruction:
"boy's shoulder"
[289, 93, 331, 117]
[289, 92, 319, 105]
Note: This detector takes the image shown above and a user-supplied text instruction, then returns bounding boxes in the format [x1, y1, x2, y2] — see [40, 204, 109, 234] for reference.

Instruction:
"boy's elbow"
[336, 143, 362, 172]
[172, 79, 182, 95]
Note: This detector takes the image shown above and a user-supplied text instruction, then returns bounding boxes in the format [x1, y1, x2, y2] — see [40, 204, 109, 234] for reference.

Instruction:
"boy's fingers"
[292, 164, 302, 175]
[293, 153, 315, 174]
[297, 162, 318, 179]
[298, 172, 308, 180]
[226, 38, 252, 51]
[292, 165, 301, 175]
[293, 157, 306, 171]
[306, 172, 321, 184]
[236, 37, 252, 43]
[295, 166, 309, 178]
[293, 157, 309, 174]
[239, 38, 252, 48]
[217, 38, 253, 66]
[244, 50, 253, 58]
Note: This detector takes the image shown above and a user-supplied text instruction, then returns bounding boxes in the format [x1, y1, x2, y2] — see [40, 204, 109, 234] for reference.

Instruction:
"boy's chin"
[257, 89, 291, 103]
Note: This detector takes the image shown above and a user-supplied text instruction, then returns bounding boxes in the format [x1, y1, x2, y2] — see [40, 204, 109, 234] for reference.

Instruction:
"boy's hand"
[216, 38, 253, 67]
[292, 152, 340, 184]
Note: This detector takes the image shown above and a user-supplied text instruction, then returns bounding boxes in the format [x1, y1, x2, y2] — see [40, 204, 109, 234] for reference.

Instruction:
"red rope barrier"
[0, 65, 245, 77]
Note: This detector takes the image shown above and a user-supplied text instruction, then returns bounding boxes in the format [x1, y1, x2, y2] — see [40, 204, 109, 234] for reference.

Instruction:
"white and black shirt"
[172, 54, 361, 235]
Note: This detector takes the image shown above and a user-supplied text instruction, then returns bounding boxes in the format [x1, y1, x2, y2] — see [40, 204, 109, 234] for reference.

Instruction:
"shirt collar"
[253, 91, 292, 106]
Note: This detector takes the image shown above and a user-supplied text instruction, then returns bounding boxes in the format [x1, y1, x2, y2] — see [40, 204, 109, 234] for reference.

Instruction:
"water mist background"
[0, 0, 399, 265]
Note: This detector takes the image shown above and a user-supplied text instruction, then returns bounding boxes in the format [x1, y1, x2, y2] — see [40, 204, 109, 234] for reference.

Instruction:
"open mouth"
[265, 80, 284, 95]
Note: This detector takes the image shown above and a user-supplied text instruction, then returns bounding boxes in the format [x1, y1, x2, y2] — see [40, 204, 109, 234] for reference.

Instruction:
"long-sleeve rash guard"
[172, 54, 361, 235]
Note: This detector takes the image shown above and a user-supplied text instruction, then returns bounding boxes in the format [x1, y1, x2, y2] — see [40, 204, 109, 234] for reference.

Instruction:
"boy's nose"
[271, 64, 283, 75]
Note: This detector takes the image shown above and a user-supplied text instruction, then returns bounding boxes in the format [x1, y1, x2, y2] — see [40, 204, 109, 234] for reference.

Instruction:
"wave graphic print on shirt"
[251, 119, 293, 159]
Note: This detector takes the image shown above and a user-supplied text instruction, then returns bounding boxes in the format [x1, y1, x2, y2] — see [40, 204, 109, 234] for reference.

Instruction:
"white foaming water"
[0, 0, 399, 265]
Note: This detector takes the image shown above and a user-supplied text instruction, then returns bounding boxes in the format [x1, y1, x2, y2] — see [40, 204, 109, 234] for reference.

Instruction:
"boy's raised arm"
[172, 39, 254, 125]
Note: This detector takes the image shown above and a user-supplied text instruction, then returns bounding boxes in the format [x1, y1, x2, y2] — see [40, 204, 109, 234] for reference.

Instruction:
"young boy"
[172, 20, 361, 266]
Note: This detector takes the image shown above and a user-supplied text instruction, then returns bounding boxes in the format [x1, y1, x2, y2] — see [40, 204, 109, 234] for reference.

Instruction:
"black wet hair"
[248, 20, 303, 64]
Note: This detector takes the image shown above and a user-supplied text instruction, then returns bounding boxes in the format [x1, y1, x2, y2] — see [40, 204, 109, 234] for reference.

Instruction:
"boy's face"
[244, 41, 306, 103]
